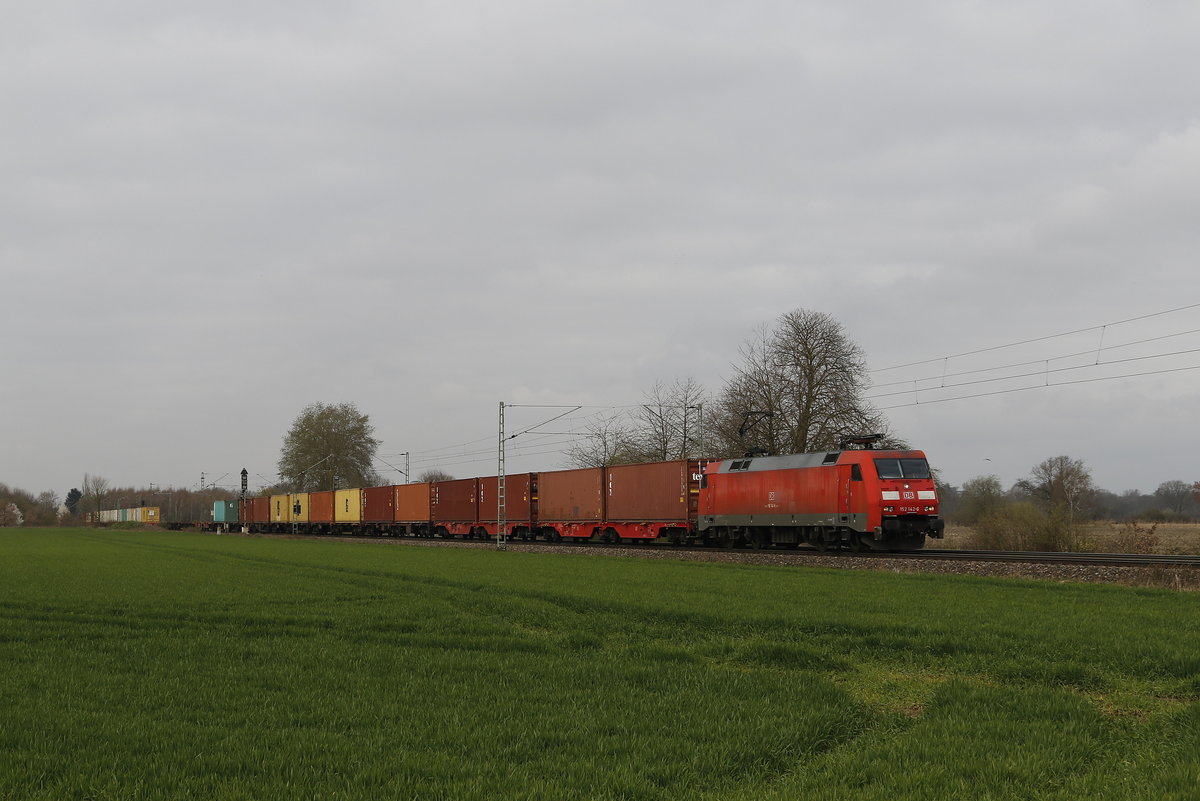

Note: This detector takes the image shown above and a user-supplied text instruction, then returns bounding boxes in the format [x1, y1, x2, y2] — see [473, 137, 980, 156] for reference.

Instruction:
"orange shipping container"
[394, 483, 432, 522]
[363, 486, 395, 523]
[606, 461, 694, 522]
[431, 478, 478, 523]
[538, 468, 604, 522]
[477, 474, 534, 523]
[309, 491, 334, 523]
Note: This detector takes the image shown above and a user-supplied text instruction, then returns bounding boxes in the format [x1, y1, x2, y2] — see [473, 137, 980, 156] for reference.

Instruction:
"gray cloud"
[3, 1, 1199, 498]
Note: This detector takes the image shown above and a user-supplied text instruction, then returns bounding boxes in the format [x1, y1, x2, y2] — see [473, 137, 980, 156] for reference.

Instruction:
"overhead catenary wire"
[867, 347, 1200, 402]
[869, 326, 1200, 390]
[871, 301, 1200, 374]
[875, 363, 1200, 410]
[863, 300, 1200, 411]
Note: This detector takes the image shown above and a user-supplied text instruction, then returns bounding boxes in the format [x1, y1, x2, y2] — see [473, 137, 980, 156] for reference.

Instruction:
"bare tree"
[629, 377, 711, 461]
[1154, 480, 1194, 516]
[564, 410, 637, 468]
[82, 474, 110, 518]
[710, 310, 892, 457]
[417, 470, 454, 483]
[1016, 456, 1095, 518]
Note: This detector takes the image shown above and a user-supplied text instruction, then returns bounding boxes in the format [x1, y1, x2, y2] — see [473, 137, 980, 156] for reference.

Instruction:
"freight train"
[84, 506, 163, 525]
[230, 441, 944, 551]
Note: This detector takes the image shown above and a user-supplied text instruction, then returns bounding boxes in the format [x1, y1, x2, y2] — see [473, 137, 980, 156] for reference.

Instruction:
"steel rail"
[239, 529, 1200, 568]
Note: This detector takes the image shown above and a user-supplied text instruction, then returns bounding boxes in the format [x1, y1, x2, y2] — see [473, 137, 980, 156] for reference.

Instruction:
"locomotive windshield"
[873, 458, 932, 480]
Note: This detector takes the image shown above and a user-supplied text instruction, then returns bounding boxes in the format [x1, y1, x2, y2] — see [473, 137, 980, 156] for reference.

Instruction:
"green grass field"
[2, 529, 1198, 800]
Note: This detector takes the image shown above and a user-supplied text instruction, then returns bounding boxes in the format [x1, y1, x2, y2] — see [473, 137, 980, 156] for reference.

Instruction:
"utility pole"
[497, 401, 507, 550]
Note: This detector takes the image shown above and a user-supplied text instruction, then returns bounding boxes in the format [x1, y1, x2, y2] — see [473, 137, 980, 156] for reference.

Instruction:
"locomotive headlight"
[883, 506, 895, 512]
[925, 506, 936, 512]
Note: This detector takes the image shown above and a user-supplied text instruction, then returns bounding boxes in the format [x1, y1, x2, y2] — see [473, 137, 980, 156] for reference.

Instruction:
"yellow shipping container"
[289, 493, 310, 523]
[334, 489, 362, 523]
[143, 507, 161, 524]
[270, 494, 291, 523]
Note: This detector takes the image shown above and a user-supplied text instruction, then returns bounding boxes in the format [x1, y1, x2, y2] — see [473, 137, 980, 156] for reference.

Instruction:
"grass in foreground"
[1, 529, 1198, 800]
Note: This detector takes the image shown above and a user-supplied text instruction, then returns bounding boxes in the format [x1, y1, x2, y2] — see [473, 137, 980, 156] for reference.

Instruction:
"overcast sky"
[4, 0, 1199, 501]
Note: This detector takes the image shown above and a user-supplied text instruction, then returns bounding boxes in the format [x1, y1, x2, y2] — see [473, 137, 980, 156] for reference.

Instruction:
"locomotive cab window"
[874, 458, 932, 480]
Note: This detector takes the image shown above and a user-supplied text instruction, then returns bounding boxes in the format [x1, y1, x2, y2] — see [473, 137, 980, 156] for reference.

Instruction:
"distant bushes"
[1105, 521, 1161, 554]
[965, 503, 1090, 552]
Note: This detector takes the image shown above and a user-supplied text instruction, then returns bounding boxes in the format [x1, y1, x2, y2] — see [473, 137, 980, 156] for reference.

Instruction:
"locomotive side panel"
[703, 458, 853, 529]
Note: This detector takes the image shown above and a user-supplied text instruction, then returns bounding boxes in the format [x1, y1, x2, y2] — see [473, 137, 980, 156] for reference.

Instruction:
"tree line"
[0, 475, 236, 527]
[6, 308, 1197, 532]
[937, 455, 1200, 551]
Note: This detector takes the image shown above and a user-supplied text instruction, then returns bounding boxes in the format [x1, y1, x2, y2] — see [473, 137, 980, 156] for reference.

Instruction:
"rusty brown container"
[248, 496, 270, 523]
[606, 460, 696, 522]
[477, 473, 534, 523]
[431, 478, 479, 523]
[538, 467, 604, 522]
[395, 483, 432, 522]
[363, 485, 395, 523]
[309, 490, 335, 523]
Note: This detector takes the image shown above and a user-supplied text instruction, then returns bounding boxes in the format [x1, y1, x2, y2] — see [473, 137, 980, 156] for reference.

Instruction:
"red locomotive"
[235, 436, 942, 552]
[699, 443, 944, 551]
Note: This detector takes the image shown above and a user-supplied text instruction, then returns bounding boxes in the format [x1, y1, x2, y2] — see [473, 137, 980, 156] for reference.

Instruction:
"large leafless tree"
[1154, 480, 1195, 516]
[709, 309, 892, 457]
[566, 378, 712, 468]
[1015, 455, 1095, 518]
[564, 410, 638, 468]
[629, 377, 710, 462]
[81, 473, 110, 517]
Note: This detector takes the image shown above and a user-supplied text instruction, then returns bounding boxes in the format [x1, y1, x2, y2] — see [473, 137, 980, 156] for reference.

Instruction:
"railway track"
[881, 548, 1200, 568]
[252, 529, 1200, 569]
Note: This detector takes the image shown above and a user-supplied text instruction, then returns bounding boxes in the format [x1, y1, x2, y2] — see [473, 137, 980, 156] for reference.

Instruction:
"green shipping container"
[212, 501, 238, 523]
